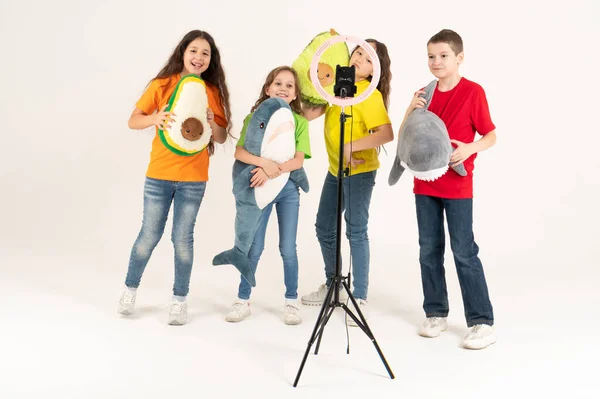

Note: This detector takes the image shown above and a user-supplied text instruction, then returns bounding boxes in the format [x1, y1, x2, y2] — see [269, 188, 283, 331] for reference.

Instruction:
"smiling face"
[427, 42, 463, 80]
[182, 38, 211, 76]
[265, 70, 298, 104]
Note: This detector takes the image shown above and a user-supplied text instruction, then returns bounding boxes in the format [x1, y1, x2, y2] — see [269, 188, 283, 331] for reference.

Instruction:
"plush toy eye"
[260, 122, 265, 129]
[326, 74, 330, 78]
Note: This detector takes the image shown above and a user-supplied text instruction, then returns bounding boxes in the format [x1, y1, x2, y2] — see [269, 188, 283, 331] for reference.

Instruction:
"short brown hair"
[428, 29, 463, 55]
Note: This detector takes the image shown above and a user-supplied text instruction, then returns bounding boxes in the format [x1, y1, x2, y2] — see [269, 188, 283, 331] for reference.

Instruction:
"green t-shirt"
[237, 111, 312, 159]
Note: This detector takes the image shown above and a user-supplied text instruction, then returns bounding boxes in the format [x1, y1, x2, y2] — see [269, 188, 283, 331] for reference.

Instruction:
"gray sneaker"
[300, 284, 348, 306]
[118, 286, 137, 315]
[168, 299, 188, 325]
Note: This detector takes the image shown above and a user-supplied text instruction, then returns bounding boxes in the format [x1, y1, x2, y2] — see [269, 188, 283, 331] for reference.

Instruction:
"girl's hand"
[207, 108, 214, 123]
[343, 143, 365, 169]
[154, 104, 175, 130]
[406, 90, 427, 115]
[250, 168, 269, 187]
[259, 159, 281, 178]
[450, 139, 475, 166]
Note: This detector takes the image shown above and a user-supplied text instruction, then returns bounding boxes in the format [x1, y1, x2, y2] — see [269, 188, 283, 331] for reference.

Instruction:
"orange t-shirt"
[135, 74, 227, 182]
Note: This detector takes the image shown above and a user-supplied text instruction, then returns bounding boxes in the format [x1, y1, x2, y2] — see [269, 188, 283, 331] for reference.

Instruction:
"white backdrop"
[1, 0, 598, 397]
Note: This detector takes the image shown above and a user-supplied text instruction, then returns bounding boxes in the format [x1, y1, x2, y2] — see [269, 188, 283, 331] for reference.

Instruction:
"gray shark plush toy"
[212, 97, 309, 287]
[388, 80, 467, 185]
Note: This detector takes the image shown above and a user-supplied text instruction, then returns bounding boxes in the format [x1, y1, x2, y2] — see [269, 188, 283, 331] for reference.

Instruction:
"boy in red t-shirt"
[399, 29, 497, 349]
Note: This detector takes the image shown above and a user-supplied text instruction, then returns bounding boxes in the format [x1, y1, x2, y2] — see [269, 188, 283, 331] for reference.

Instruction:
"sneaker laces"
[469, 324, 488, 337]
[314, 284, 328, 298]
[171, 301, 185, 314]
[122, 289, 135, 304]
[285, 303, 300, 314]
[231, 301, 248, 314]
[426, 317, 443, 327]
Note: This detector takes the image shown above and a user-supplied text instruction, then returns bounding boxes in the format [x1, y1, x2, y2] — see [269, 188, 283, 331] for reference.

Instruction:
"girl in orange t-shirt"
[117, 30, 231, 325]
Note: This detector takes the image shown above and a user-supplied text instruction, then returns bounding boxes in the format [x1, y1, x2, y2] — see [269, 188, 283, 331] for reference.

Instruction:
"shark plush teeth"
[388, 80, 467, 185]
[212, 97, 309, 287]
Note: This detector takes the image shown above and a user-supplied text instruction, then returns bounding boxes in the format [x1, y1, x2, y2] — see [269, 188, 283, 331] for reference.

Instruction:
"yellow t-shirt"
[324, 79, 391, 176]
[135, 74, 227, 182]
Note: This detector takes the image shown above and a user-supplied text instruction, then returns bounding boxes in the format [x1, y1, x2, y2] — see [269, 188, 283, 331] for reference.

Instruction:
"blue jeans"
[125, 177, 206, 297]
[238, 179, 300, 300]
[315, 171, 376, 300]
[415, 194, 494, 327]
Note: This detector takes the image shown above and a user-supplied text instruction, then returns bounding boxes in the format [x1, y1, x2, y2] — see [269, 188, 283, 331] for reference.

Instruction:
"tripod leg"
[312, 282, 336, 353]
[314, 303, 336, 354]
[293, 281, 335, 387]
[340, 281, 395, 379]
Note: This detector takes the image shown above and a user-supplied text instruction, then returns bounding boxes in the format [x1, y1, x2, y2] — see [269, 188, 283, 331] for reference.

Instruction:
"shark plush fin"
[212, 247, 256, 287]
[421, 80, 438, 111]
[290, 168, 310, 193]
[450, 162, 467, 176]
[388, 156, 406, 186]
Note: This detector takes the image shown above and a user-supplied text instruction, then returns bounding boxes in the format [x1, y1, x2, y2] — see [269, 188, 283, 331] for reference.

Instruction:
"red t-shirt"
[413, 77, 495, 199]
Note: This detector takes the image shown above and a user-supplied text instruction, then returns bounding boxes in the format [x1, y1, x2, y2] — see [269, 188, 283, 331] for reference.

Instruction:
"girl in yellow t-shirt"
[117, 30, 231, 326]
[300, 39, 394, 326]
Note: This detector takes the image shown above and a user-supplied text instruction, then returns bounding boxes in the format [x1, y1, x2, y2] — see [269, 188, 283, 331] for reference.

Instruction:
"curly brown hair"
[153, 30, 232, 155]
[351, 39, 392, 110]
[251, 66, 304, 116]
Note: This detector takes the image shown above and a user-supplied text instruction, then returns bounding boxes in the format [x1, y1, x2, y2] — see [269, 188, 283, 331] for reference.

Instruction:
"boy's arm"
[450, 130, 497, 166]
[395, 89, 428, 140]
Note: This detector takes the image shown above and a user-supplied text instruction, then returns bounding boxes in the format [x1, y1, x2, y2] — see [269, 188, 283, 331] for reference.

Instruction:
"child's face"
[350, 43, 375, 81]
[182, 38, 211, 76]
[427, 42, 463, 79]
[265, 70, 297, 104]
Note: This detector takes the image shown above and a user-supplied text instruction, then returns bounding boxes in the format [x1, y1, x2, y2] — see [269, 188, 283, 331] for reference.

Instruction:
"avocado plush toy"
[291, 29, 350, 107]
[159, 74, 212, 156]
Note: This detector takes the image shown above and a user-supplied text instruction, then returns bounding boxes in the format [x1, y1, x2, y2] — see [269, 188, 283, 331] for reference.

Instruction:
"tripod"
[293, 99, 395, 387]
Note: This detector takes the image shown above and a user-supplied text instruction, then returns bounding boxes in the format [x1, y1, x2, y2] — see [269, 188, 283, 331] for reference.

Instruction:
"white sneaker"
[225, 299, 251, 322]
[300, 284, 348, 306]
[418, 317, 448, 337]
[284, 299, 302, 325]
[462, 324, 496, 350]
[118, 286, 137, 315]
[346, 299, 368, 327]
[168, 298, 187, 326]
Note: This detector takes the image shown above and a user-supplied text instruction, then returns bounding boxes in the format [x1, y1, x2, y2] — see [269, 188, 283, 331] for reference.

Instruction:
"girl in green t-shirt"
[225, 66, 312, 325]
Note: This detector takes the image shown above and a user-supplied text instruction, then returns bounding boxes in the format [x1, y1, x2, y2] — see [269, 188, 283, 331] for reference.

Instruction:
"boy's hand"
[406, 90, 427, 115]
[450, 140, 475, 166]
[250, 168, 268, 187]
